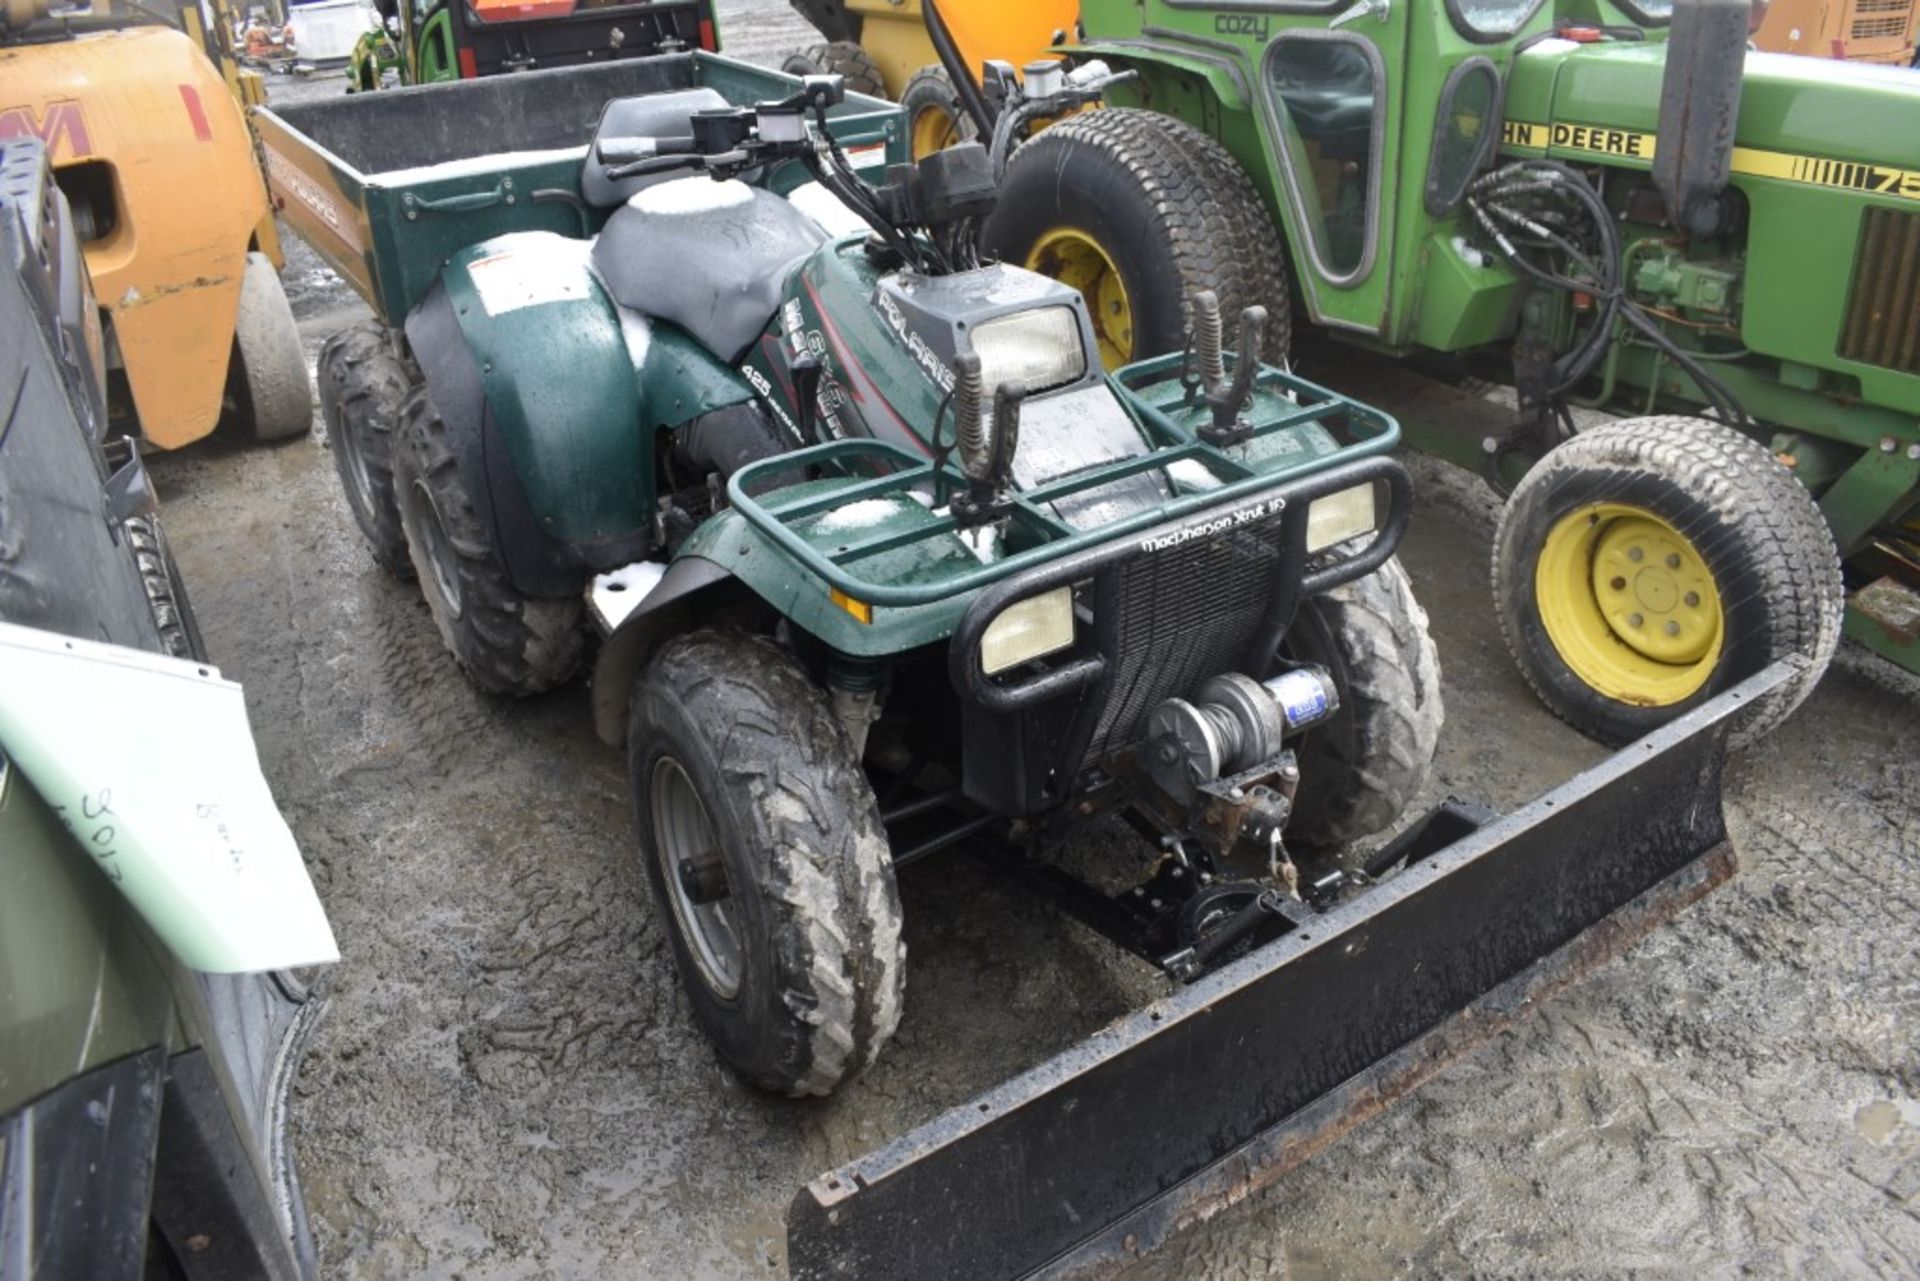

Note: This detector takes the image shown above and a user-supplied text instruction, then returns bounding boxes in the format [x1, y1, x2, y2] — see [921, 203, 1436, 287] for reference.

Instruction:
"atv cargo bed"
[253, 51, 902, 323]
[787, 659, 1797, 1280]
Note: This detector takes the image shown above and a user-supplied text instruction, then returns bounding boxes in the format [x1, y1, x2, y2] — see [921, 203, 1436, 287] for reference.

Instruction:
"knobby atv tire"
[782, 42, 886, 98]
[984, 108, 1292, 366]
[125, 514, 208, 662]
[1282, 556, 1442, 848]
[630, 630, 905, 1097]
[392, 385, 586, 697]
[901, 65, 973, 157]
[318, 320, 414, 578]
[1493, 415, 1843, 748]
[229, 251, 313, 442]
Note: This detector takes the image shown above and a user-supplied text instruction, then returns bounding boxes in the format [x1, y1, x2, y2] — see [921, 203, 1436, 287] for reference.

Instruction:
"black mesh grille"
[1084, 514, 1288, 762]
[1840, 206, 1920, 375]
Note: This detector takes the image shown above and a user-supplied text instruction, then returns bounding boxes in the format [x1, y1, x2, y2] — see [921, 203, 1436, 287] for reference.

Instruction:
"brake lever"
[605, 152, 708, 181]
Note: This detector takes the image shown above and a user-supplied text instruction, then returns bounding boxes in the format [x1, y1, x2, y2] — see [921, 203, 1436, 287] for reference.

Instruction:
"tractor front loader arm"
[785, 657, 1801, 1280]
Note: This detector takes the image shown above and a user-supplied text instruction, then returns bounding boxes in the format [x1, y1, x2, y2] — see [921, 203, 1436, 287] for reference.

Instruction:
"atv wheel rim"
[403, 477, 464, 621]
[1024, 227, 1133, 371]
[911, 103, 962, 160]
[1535, 502, 1724, 706]
[338, 416, 379, 524]
[651, 756, 743, 1000]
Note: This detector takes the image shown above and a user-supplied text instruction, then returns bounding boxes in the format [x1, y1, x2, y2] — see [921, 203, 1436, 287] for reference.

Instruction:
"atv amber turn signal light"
[1305, 483, 1378, 553]
[980, 586, 1075, 675]
[830, 588, 872, 625]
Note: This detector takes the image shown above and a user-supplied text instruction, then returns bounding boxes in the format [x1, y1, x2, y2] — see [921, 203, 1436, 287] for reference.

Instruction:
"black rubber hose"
[924, 0, 998, 138]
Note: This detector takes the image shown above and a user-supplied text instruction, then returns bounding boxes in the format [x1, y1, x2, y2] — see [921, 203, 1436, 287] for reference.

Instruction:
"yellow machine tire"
[782, 41, 886, 98]
[229, 251, 314, 441]
[1493, 416, 1843, 748]
[900, 65, 973, 159]
[983, 108, 1290, 371]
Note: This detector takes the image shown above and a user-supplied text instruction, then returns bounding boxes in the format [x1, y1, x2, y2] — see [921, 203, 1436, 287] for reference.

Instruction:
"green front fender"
[433, 233, 753, 547]
[587, 498, 975, 747]
[676, 501, 972, 658]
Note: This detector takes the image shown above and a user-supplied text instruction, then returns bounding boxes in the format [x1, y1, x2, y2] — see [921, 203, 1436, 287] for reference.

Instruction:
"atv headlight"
[1306, 483, 1378, 553]
[968, 306, 1086, 397]
[980, 586, 1075, 675]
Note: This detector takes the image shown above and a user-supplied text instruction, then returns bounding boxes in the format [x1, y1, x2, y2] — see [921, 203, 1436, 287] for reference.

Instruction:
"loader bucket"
[787, 658, 1800, 1280]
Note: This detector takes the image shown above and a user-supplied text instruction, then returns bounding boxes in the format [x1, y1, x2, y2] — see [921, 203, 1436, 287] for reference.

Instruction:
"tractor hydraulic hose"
[1468, 159, 1748, 429]
[924, 0, 998, 139]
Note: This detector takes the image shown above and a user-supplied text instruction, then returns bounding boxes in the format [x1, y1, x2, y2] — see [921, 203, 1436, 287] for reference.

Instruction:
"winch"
[1144, 666, 1340, 806]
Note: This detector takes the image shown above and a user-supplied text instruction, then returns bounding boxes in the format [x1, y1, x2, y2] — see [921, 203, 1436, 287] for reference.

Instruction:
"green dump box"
[253, 51, 904, 325]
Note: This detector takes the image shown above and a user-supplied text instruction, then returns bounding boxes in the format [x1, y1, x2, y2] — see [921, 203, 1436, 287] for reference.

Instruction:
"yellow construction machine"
[0, 0, 311, 447]
[784, 0, 1076, 157]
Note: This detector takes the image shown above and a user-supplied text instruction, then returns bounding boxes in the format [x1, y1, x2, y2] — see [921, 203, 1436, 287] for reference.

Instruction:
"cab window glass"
[1613, 0, 1673, 23]
[1447, 0, 1546, 39]
[1263, 38, 1378, 278]
[1426, 61, 1501, 215]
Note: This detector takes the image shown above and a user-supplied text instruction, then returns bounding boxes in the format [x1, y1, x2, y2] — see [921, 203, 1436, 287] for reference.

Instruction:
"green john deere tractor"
[960, 0, 1919, 745]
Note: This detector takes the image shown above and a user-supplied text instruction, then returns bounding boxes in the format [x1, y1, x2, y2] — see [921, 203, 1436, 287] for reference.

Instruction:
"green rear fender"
[426, 232, 754, 547]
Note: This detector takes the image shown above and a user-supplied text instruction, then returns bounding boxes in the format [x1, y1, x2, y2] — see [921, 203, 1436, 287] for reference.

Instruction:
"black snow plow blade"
[787, 660, 1799, 1280]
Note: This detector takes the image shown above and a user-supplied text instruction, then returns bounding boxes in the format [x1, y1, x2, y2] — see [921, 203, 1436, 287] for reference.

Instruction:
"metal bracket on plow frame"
[786, 658, 1803, 1281]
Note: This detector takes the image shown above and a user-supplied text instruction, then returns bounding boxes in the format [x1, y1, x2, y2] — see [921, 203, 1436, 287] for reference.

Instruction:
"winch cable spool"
[1465, 158, 1751, 488]
[1148, 667, 1341, 796]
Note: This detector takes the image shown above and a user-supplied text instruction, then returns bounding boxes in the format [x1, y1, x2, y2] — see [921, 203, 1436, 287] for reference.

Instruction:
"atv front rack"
[724, 362, 1399, 610]
[785, 658, 1798, 1280]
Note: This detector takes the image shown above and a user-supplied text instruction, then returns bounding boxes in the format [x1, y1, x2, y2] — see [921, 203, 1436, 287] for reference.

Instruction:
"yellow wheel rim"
[1534, 502, 1725, 707]
[1023, 227, 1133, 371]
[910, 103, 963, 160]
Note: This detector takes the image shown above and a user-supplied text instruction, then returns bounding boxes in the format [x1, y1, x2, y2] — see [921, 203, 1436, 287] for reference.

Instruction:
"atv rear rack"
[724, 362, 1399, 610]
[785, 657, 1797, 1280]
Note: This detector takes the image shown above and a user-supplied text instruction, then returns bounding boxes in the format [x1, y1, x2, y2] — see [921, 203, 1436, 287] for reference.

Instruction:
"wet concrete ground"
[154, 14, 1920, 1276]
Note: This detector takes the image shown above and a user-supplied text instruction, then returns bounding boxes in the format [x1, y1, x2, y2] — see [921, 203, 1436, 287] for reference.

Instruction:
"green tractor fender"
[404, 232, 754, 598]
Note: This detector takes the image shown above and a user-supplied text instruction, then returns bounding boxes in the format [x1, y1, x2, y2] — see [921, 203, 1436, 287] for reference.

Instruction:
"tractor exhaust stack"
[1654, 0, 1751, 236]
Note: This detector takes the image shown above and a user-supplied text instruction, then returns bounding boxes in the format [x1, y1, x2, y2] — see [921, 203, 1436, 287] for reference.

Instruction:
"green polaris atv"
[282, 60, 1441, 1079]
[261, 53, 1791, 1278]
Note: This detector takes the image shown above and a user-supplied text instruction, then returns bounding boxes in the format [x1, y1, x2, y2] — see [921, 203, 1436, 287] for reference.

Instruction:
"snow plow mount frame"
[786, 657, 1800, 1280]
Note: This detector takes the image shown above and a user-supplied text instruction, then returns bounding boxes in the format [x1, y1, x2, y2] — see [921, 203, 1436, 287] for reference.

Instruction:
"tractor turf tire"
[630, 630, 905, 1097]
[392, 385, 586, 697]
[1493, 415, 1843, 748]
[1283, 557, 1442, 848]
[901, 65, 973, 158]
[984, 108, 1292, 368]
[318, 321, 414, 578]
[783, 41, 886, 98]
[125, 514, 208, 663]
[230, 251, 314, 442]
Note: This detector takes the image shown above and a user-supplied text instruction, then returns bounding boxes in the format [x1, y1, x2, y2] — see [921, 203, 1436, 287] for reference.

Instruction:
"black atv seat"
[591, 181, 827, 363]
[581, 87, 732, 209]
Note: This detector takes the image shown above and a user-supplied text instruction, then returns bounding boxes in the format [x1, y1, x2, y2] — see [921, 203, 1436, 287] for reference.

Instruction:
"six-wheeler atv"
[885, 0, 1916, 749]
[0, 0, 312, 448]
[263, 49, 1793, 1279]
[345, 0, 720, 90]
